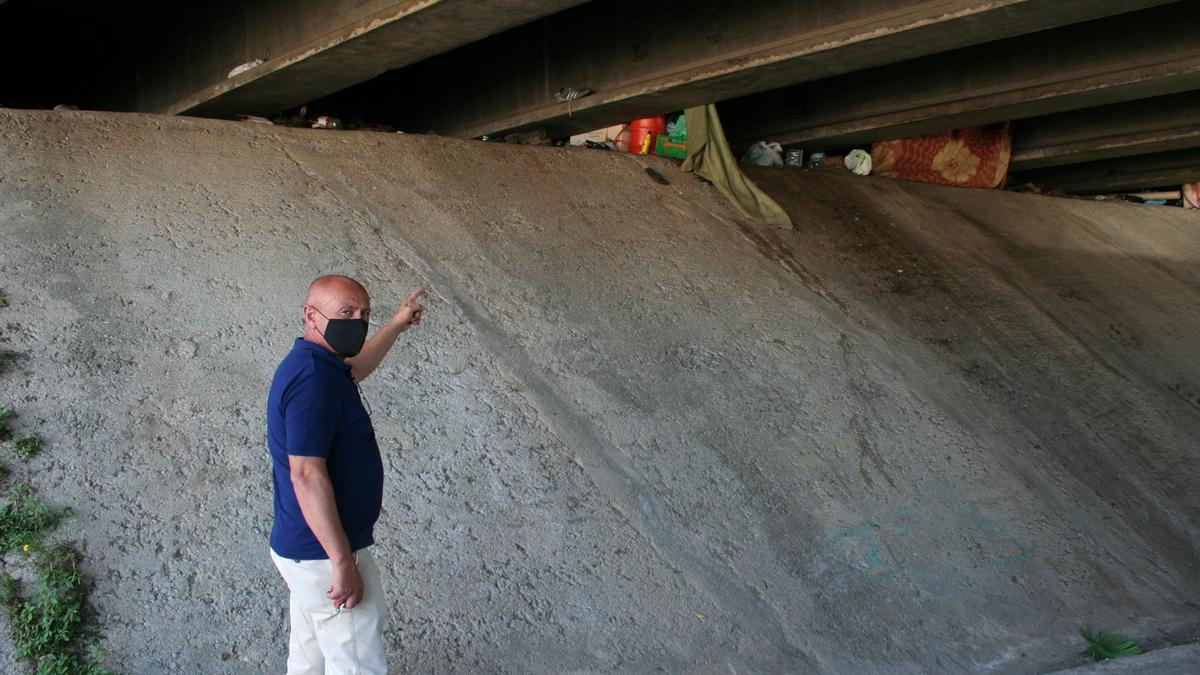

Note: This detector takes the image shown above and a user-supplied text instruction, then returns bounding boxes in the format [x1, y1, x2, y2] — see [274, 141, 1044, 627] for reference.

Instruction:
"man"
[267, 274, 426, 674]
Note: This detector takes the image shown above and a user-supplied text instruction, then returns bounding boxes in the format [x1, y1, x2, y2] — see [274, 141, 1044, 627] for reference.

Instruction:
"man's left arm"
[347, 287, 426, 383]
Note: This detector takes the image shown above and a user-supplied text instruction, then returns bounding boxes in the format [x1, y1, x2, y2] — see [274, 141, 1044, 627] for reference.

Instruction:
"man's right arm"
[289, 455, 364, 610]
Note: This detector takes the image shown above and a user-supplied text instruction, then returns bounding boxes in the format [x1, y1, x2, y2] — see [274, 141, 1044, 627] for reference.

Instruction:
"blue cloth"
[268, 338, 383, 560]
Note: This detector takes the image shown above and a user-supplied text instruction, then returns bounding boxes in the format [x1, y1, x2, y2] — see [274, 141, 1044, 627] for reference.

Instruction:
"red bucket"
[627, 116, 666, 155]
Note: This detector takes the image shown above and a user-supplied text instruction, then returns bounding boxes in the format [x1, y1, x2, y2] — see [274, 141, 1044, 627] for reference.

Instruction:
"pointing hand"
[392, 287, 426, 330]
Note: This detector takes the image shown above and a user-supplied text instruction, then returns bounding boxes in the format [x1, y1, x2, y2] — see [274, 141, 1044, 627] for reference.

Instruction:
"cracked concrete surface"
[0, 109, 1198, 673]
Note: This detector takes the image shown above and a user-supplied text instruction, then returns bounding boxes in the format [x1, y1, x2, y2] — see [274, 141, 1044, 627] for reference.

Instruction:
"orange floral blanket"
[871, 124, 1011, 189]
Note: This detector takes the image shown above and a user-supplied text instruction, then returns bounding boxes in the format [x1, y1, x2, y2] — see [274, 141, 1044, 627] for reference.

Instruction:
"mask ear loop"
[306, 304, 328, 339]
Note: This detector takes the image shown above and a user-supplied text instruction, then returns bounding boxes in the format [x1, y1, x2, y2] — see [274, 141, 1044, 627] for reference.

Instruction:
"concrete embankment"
[1, 109, 1197, 673]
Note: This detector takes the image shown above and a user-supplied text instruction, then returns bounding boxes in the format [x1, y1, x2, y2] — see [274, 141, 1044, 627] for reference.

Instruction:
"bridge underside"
[1, 0, 1196, 194]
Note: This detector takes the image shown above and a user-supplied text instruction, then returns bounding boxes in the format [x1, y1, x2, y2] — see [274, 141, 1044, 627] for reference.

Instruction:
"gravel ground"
[0, 108, 1198, 673]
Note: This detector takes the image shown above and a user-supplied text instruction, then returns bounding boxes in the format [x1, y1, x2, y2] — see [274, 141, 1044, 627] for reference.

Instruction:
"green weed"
[0, 484, 69, 555]
[0, 544, 113, 674]
[0, 404, 12, 440]
[1079, 625, 1143, 661]
[0, 349, 16, 375]
[14, 433, 43, 460]
[0, 291, 110, 673]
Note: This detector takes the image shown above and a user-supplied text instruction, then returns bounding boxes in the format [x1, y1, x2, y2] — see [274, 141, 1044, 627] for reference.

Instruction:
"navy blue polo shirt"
[268, 338, 383, 560]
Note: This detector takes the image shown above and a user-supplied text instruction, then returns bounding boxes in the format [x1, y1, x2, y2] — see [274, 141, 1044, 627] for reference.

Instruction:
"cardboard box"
[570, 124, 626, 147]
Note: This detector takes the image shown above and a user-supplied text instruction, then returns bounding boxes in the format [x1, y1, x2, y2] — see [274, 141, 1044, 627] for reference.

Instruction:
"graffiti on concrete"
[828, 480, 1029, 590]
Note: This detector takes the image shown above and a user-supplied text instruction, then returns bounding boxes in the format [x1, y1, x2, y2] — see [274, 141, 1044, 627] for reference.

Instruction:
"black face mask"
[311, 307, 368, 358]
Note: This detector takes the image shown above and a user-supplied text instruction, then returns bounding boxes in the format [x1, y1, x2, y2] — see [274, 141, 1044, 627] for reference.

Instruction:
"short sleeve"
[282, 369, 339, 458]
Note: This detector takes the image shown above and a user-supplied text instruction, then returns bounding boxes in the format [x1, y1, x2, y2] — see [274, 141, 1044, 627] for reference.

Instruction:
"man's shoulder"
[270, 355, 342, 422]
[273, 346, 319, 380]
[272, 345, 346, 397]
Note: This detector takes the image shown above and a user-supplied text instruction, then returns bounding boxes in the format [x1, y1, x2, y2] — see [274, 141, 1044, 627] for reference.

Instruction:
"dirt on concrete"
[0, 108, 1197, 673]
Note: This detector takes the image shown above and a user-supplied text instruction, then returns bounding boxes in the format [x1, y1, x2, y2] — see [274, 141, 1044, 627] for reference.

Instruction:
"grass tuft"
[1079, 625, 1143, 661]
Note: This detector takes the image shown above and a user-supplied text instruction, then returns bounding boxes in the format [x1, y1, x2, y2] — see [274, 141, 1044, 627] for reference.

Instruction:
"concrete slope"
[0, 109, 1197, 673]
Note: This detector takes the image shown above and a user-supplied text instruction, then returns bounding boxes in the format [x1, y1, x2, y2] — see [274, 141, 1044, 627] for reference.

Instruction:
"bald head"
[302, 275, 371, 352]
[306, 274, 368, 308]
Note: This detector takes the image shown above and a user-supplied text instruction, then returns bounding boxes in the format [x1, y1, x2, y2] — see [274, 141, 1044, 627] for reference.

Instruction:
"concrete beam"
[1009, 147, 1200, 194]
[717, 3, 1200, 152]
[1009, 91, 1200, 172]
[150, 0, 586, 117]
[331, 0, 1171, 138]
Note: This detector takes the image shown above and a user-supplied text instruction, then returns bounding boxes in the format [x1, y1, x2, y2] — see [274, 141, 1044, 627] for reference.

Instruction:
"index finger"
[405, 287, 427, 304]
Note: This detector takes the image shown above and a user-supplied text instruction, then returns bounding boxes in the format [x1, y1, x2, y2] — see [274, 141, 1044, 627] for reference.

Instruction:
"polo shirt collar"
[293, 337, 352, 373]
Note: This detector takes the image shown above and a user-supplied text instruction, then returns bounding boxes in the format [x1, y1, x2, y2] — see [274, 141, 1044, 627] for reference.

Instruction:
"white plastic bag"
[740, 141, 784, 167]
[844, 149, 872, 175]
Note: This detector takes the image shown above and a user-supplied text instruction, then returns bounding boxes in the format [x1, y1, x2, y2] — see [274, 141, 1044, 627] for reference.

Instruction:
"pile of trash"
[567, 112, 688, 156]
[738, 141, 873, 177]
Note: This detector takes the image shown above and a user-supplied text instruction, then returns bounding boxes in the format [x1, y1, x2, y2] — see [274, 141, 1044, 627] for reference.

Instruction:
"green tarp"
[681, 104, 792, 229]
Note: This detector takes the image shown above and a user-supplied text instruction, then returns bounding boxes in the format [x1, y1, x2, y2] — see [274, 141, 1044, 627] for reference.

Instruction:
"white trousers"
[271, 548, 388, 674]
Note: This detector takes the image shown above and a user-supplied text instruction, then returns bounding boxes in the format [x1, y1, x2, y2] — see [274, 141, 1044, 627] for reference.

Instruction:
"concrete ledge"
[167, 0, 585, 117]
[718, 3, 1200, 152]
[335, 0, 1172, 139]
[1010, 146, 1200, 193]
[1010, 91, 1200, 172]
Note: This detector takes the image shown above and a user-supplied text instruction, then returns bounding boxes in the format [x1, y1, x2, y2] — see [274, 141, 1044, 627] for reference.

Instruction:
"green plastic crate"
[655, 136, 687, 159]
